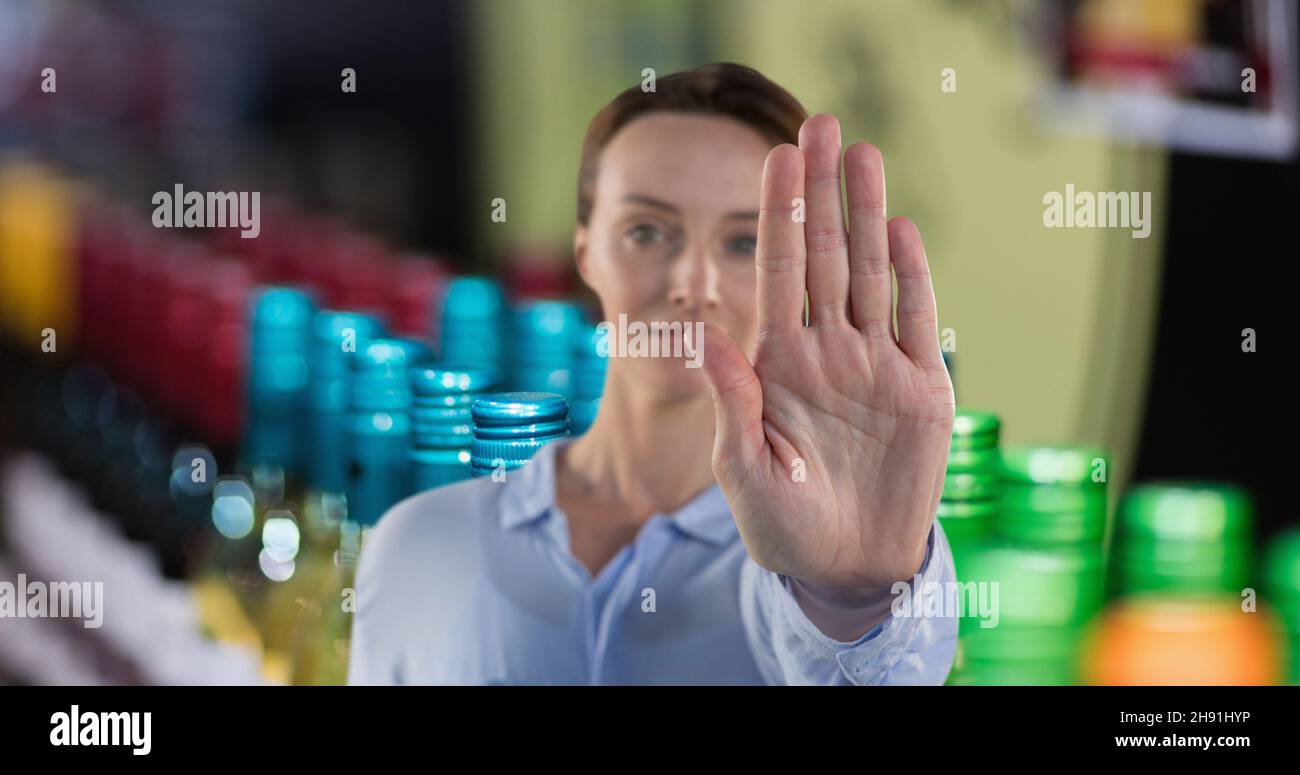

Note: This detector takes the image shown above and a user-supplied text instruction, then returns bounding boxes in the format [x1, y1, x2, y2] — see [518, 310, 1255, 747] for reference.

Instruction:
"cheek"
[718, 262, 758, 323]
[585, 241, 664, 312]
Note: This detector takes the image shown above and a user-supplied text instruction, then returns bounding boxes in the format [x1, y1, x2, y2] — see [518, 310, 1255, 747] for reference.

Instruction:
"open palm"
[701, 114, 955, 589]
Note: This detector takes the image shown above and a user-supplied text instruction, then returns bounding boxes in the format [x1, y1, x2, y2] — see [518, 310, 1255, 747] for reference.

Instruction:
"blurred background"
[0, 0, 1295, 685]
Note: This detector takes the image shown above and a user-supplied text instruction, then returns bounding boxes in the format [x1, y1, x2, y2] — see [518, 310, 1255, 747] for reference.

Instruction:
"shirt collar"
[497, 437, 738, 546]
[666, 485, 735, 546]
[498, 438, 561, 530]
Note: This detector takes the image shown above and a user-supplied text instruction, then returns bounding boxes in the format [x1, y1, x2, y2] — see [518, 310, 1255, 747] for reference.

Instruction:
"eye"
[727, 235, 757, 256]
[627, 223, 663, 244]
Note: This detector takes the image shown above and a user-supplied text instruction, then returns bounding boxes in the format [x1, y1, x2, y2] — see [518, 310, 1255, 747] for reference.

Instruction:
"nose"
[666, 240, 719, 315]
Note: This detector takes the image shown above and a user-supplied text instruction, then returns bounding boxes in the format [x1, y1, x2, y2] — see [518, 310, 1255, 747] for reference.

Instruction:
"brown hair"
[576, 63, 807, 225]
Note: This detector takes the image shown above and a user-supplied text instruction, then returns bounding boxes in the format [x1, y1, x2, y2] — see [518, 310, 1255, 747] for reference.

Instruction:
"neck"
[559, 365, 718, 521]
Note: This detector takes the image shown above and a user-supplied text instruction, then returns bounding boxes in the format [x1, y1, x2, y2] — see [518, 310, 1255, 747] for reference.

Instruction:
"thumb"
[697, 323, 764, 477]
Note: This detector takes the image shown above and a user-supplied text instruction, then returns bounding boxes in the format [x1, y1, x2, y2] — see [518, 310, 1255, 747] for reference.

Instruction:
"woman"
[349, 63, 958, 684]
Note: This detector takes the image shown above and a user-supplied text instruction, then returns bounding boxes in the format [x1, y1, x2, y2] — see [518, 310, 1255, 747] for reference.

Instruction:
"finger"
[844, 142, 893, 341]
[756, 144, 807, 335]
[888, 217, 943, 365]
[698, 323, 764, 479]
[798, 114, 850, 325]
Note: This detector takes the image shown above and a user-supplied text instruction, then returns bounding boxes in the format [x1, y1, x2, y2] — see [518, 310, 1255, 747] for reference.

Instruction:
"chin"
[626, 356, 711, 399]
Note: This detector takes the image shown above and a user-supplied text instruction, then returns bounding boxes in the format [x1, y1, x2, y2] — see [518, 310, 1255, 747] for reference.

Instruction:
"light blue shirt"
[348, 438, 959, 685]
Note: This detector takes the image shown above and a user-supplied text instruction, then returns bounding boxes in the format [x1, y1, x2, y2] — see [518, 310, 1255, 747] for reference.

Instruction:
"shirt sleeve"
[738, 520, 959, 685]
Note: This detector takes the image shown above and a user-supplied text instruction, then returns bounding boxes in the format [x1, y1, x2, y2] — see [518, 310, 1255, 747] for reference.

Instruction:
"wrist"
[784, 523, 937, 642]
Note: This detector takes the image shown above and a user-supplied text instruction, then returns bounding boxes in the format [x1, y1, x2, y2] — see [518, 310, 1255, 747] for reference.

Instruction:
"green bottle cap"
[942, 471, 1003, 501]
[1111, 541, 1249, 597]
[1264, 529, 1300, 606]
[1002, 481, 1107, 515]
[1001, 445, 1108, 486]
[938, 497, 1001, 521]
[946, 447, 1003, 474]
[1117, 482, 1252, 544]
[936, 498, 996, 579]
[997, 509, 1107, 547]
[950, 408, 999, 451]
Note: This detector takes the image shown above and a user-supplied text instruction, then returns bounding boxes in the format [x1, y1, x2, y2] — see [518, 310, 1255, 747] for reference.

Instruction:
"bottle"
[234, 286, 316, 681]
[937, 408, 1002, 574]
[409, 364, 500, 492]
[470, 392, 569, 479]
[345, 337, 430, 526]
[290, 518, 363, 685]
[276, 311, 386, 684]
[937, 408, 1001, 685]
[948, 543, 1105, 686]
[1082, 593, 1283, 685]
[1109, 483, 1251, 597]
[1263, 529, 1300, 684]
[305, 310, 385, 522]
[508, 299, 582, 396]
[244, 286, 316, 479]
[200, 260, 255, 459]
[0, 158, 76, 355]
[948, 440, 1109, 686]
[1080, 482, 1271, 686]
[439, 276, 505, 368]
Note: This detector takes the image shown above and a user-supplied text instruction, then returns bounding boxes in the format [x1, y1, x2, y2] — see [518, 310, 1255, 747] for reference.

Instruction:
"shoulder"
[349, 477, 500, 684]
[348, 445, 564, 684]
[358, 476, 499, 585]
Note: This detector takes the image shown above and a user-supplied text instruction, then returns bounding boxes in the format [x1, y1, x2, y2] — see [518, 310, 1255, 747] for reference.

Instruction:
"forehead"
[595, 112, 771, 216]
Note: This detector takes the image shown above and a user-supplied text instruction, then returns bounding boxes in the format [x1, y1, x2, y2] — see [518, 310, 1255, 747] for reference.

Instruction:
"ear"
[573, 223, 592, 289]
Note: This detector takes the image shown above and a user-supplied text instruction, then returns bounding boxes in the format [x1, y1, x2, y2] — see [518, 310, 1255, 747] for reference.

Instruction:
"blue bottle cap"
[440, 277, 506, 366]
[410, 407, 477, 443]
[353, 338, 431, 374]
[470, 392, 569, 471]
[471, 391, 569, 425]
[408, 364, 498, 451]
[512, 300, 583, 349]
[251, 286, 316, 330]
[409, 364, 501, 397]
[311, 311, 386, 386]
[573, 323, 610, 361]
[442, 276, 505, 320]
[412, 394, 477, 410]
[350, 338, 431, 411]
[244, 287, 317, 471]
[314, 310, 385, 356]
[411, 423, 475, 450]
[514, 298, 582, 329]
[305, 310, 386, 491]
[509, 303, 582, 396]
[512, 365, 572, 396]
[570, 324, 608, 399]
[247, 289, 313, 370]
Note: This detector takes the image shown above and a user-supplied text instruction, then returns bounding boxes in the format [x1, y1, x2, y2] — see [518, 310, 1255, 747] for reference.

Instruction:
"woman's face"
[575, 112, 770, 398]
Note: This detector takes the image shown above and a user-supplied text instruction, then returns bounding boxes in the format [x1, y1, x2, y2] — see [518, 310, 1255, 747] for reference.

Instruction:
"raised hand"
[700, 114, 955, 589]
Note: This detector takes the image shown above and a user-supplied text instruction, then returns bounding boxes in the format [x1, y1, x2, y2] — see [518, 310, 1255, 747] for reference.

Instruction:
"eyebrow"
[622, 193, 758, 220]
